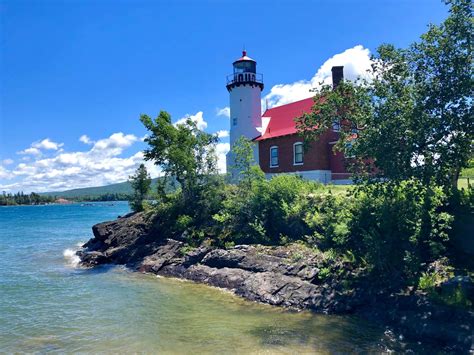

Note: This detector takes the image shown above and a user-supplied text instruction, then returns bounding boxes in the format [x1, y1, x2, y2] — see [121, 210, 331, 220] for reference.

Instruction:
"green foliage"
[213, 174, 323, 245]
[128, 164, 152, 212]
[304, 192, 352, 247]
[179, 244, 196, 256]
[231, 136, 264, 185]
[346, 181, 453, 281]
[0, 191, 55, 206]
[295, 0, 473, 190]
[141, 111, 219, 203]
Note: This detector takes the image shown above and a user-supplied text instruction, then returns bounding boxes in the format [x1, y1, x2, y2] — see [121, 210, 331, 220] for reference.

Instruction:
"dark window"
[270, 146, 279, 167]
[294, 143, 303, 164]
[233, 118, 237, 126]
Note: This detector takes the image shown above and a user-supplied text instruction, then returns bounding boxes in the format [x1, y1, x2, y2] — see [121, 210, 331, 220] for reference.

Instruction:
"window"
[294, 142, 303, 165]
[270, 146, 279, 167]
[332, 120, 341, 132]
[233, 118, 237, 126]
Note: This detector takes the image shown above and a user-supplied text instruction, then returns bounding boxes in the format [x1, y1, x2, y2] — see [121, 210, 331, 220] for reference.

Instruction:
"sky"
[0, 0, 449, 193]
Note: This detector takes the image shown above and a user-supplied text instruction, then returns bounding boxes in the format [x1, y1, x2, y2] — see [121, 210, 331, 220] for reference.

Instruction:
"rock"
[439, 276, 474, 303]
[79, 212, 474, 352]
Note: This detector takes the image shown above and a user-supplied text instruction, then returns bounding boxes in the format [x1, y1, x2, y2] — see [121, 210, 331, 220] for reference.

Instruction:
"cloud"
[2, 159, 14, 165]
[18, 138, 64, 156]
[216, 107, 230, 118]
[33, 138, 63, 150]
[216, 130, 229, 138]
[215, 142, 230, 173]
[18, 147, 42, 156]
[0, 165, 13, 180]
[263, 45, 373, 108]
[79, 135, 93, 145]
[0, 132, 159, 193]
[175, 111, 207, 130]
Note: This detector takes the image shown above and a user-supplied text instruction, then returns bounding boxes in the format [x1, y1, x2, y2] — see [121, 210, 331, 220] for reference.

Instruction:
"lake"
[0, 202, 410, 353]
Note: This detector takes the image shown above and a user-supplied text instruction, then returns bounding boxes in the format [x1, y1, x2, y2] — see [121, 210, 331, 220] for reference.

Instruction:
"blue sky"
[0, 0, 448, 192]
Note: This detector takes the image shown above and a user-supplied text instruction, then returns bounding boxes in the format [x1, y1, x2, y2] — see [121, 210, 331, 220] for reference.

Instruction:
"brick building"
[226, 51, 351, 184]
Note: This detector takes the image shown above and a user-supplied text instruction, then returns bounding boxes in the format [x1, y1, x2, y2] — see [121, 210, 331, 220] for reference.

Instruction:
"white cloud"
[79, 135, 93, 145]
[0, 132, 159, 193]
[175, 111, 207, 130]
[216, 107, 230, 118]
[263, 45, 373, 108]
[2, 159, 14, 165]
[18, 138, 64, 156]
[33, 138, 63, 151]
[0, 165, 13, 180]
[215, 142, 230, 173]
[18, 147, 42, 156]
[91, 132, 138, 156]
[216, 130, 229, 138]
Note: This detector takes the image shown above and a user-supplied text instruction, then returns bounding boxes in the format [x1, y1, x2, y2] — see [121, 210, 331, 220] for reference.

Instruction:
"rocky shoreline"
[78, 212, 473, 352]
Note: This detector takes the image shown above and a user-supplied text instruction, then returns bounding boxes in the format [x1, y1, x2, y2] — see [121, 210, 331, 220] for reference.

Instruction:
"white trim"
[293, 142, 304, 166]
[270, 145, 279, 168]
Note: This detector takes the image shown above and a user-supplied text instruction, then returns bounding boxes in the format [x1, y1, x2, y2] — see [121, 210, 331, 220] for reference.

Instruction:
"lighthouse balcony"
[226, 72, 264, 91]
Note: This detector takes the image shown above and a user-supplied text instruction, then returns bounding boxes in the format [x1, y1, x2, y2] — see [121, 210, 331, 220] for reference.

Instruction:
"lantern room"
[226, 50, 264, 91]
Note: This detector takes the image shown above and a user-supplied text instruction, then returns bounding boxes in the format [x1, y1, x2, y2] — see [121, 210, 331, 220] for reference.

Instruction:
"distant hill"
[41, 178, 163, 199]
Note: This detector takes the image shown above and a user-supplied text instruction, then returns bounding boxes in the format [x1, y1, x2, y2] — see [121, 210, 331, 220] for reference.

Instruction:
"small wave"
[63, 248, 81, 267]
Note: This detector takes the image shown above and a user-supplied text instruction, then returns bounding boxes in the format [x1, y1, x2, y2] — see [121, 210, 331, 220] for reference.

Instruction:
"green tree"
[296, 0, 473, 190]
[129, 163, 152, 212]
[231, 136, 265, 189]
[140, 111, 219, 205]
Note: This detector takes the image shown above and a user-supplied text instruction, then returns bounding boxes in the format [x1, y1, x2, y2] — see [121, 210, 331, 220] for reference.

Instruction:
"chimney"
[331, 66, 344, 89]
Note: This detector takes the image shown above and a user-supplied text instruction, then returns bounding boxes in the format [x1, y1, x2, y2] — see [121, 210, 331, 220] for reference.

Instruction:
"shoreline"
[78, 211, 473, 352]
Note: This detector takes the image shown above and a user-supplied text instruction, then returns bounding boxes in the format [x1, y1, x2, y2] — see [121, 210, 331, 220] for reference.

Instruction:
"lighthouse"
[226, 50, 264, 178]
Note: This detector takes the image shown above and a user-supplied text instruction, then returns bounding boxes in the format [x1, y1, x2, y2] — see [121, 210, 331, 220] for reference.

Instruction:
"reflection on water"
[0, 203, 415, 353]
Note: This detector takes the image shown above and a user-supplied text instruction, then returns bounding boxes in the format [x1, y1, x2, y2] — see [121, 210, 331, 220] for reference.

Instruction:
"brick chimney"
[331, 66, 344, 89]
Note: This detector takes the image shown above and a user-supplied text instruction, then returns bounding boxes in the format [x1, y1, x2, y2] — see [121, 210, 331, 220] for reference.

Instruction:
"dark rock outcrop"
[78, 212, 474, 352]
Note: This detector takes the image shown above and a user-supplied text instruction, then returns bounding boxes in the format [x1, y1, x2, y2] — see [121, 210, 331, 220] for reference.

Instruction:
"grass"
[458, 178, 471, 190]
[323, 184, 353, 194]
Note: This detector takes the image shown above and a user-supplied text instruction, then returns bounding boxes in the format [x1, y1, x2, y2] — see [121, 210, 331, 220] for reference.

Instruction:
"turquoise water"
[1, 202, 405, 353]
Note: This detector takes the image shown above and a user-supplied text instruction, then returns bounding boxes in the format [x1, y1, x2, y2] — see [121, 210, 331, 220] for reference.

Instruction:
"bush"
[346, 180, 453, 283]
[213, 174, 323, 245]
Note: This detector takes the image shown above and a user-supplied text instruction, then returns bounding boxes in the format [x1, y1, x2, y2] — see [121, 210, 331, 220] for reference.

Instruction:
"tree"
[129, 164, 151, 212]
[140, 111, 219, 204]
[296, 0, 473, 190]
[231, 136, 265, 189]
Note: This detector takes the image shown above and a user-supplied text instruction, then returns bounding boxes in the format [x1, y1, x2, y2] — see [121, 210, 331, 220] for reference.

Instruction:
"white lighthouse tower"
[226, 50, 264, 178]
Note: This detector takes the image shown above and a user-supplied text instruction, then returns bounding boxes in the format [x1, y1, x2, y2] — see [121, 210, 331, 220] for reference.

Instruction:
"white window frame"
[270, 146, 279, 167]
[293, 142, 304, 166]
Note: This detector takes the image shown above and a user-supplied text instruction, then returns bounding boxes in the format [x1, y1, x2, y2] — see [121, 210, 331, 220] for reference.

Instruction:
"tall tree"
[129, 163, 152, 212]
[296, 0, 473, 190]
[140, 111, 219, 204]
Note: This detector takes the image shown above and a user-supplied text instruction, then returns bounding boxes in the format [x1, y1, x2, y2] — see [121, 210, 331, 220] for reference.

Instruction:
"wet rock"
[79, 212, 474, 352]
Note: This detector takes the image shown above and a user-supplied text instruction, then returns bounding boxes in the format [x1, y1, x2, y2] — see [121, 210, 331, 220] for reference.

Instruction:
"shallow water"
[0, 202, 411, 353]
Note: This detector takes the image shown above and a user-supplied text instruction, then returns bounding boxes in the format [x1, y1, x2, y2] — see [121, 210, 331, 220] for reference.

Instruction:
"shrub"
[346, 180, 453, 283]
[213, 174, 323, 245]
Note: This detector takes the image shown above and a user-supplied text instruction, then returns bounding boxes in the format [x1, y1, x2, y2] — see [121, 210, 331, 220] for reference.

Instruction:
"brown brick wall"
[258, 131, 340, 173]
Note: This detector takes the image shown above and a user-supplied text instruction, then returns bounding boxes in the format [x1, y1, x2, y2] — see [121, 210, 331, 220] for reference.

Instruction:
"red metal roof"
[233, 50, 256, 63]
[256, 97, 315, 140]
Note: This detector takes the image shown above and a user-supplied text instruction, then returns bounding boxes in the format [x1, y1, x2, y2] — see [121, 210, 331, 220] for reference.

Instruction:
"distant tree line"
[0, 191, 135, 206]
[72, 193, 133, 202]
[0, 192, 55, 206]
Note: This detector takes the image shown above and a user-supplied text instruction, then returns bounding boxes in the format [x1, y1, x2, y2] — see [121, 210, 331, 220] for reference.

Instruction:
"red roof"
[233, 50, 256, 63]
[256, 97, 315, 140]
